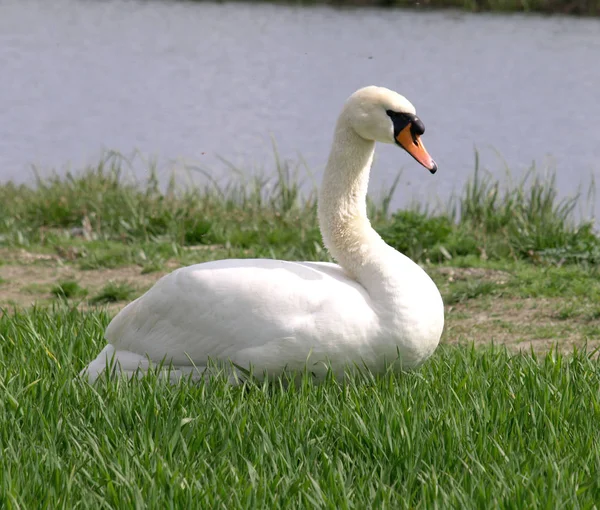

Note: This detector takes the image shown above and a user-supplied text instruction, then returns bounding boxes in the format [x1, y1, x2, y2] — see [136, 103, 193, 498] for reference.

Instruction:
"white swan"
[81, 86, 444, 384]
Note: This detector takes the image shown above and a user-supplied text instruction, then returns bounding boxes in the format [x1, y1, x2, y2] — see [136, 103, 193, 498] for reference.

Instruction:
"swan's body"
[82, 86, 444, 383]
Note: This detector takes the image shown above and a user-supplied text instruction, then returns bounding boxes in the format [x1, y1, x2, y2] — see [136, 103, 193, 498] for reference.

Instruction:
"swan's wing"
[106, 259, 378, 368]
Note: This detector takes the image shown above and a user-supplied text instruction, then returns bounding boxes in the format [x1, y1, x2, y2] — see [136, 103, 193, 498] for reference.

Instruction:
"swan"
[81, 86, 444, 384]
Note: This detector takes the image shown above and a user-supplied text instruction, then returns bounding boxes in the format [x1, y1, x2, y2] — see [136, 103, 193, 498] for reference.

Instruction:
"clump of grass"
[140, 260, 165, 274]
[451, 154, 599, 263]
[554, 303, 578, 321]
[0, 153, 213, 246]
[89, 280, 135, 304]
[381, 153, 599, 265]
[584, 306, 600, 321]
[0, 150, 598, 269]
[51, 280, 88, 300]
[553, 300, 600, 322]
[0, 307, 599, 508]
[444, 279, 500, 305]
[379, 210, 479, 262]
[0, 152, 325, 264]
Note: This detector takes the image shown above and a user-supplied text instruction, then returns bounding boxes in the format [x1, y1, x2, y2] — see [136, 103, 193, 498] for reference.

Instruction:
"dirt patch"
[0, 259, 177, 309]
[444, 297, 600, 354]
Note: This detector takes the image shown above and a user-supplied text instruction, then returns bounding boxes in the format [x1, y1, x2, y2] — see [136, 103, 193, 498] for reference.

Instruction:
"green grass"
[429, 261, 600, 306]
[89, 281, 137, 305]
[0, 299, 591, 509]
[51, 280, 88, 300]
[0, 307, 599, 508]
[381, 163, 599, 265]
[0, 152, 326, 268]
[19, 283, 51, 295]
[1, 153, 600, 506]
[443, 280, 499, 304]
[1, 151, 598, 271]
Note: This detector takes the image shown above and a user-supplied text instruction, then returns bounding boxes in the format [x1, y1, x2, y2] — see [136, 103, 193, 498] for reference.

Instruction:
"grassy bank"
[1, 152, 598, 269]
[1, 152, 599, 326]
[1, 151, 599, 324]
[1, 154, 599, 507]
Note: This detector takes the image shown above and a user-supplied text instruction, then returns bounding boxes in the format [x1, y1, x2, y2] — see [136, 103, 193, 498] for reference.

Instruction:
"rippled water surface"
[1, 0, 599, 210]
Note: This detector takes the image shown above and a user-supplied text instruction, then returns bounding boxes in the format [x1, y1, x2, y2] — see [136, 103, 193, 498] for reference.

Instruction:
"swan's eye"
[410, 117, 426, 136]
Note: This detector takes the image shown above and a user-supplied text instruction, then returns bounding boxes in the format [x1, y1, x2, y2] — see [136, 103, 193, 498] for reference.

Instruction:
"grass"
[0, 152, 324, 268]
[51, 280, 88, 300]
[89, 281, 136, 305]
[1, 151, 598, 271]
[0, 307, 599, 508]
[1, 152, 600, 506]
[434, 261, 600, 300]
[443, 279, 499, 304]
[19, 283, 51, 296]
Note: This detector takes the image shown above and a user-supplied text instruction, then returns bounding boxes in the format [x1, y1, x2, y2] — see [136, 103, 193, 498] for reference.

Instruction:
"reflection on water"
[1, 0, 599, 211]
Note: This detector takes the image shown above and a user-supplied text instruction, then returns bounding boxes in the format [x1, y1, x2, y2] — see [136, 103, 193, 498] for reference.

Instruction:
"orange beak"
[395, 124, 437, 174]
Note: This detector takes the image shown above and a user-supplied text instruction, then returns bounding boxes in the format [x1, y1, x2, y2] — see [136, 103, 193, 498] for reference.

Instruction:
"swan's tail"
[80, 345, 144, 383]
[79, 344, 209, 384]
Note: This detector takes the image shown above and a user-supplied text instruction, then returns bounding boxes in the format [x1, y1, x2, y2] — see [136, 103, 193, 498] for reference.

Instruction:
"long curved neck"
[318, 121, 397, 286]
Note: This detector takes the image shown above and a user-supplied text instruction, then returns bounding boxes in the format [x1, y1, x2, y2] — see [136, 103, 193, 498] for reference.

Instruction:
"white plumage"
[81, 86, 445, 384]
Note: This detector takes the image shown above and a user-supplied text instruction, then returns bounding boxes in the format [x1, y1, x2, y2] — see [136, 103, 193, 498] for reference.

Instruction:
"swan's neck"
[318, 122, 399, 286]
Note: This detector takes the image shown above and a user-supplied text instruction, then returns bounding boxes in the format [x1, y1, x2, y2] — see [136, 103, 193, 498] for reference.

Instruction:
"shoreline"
[200, 0, 600, 17]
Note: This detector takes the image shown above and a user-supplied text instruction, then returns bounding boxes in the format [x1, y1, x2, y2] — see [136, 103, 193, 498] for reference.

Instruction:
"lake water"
[1, 0, 600, 213]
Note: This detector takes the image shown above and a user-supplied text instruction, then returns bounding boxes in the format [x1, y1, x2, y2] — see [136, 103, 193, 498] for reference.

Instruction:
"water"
[1, 0, 600, 213]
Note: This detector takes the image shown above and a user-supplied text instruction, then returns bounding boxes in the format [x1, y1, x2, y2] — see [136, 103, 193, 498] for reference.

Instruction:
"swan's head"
[344, 86, 437, 174]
